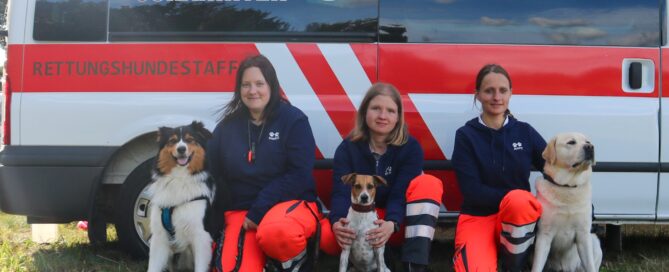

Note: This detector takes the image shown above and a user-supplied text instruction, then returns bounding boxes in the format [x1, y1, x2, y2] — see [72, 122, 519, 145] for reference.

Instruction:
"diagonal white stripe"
[317, 43, 373, 109]
[256, 43, 342, 158]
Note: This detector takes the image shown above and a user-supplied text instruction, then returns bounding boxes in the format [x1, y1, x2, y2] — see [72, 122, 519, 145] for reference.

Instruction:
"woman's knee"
[257, 221, 308, 262]
[499, 189, 542, 221]
[406, 174, 444, 203]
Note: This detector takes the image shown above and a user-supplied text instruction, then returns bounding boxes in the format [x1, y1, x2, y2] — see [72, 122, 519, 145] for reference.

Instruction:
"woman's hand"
[243, 217, 258, 230]
[333, 218, 357, 248]
[366, 219, 394, 248]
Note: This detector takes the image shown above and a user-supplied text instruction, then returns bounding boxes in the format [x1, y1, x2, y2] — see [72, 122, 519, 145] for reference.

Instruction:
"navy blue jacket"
[452, 116, 546, 216]
[207, 102, 317, 224]
[329, 136, 424, 226]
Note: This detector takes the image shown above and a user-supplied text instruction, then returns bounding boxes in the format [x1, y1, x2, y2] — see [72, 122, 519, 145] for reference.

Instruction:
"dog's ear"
[191, 121, 213, 140]
[341, 173, 357, 185]
[157, 127, 172, 145]
[372, 175, 387, 186]
[543, 137, 557, 165]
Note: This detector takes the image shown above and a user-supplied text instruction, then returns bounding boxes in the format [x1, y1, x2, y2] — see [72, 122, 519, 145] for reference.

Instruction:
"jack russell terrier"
[339, 173, 391, 272]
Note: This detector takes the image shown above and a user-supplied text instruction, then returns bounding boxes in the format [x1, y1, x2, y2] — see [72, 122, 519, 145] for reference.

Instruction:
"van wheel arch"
[88, 133, 156, 256]
[115, 157, 155, 258]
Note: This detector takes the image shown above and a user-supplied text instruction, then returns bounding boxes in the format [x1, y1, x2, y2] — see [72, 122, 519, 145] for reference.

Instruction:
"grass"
[2, 212, 669, 271]
[0, 213, 146, 271]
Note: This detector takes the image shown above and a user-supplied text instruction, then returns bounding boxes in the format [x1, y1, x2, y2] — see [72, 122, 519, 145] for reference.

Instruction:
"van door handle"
[622, 58, 654, 93]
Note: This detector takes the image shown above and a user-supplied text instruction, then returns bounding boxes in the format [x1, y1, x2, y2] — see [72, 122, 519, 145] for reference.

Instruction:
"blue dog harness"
[161, 195, 210, 240]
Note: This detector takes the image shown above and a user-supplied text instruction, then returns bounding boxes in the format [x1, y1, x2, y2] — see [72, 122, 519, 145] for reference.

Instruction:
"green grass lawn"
[0, 213, 146, 272]
[2, 212, 669, 271]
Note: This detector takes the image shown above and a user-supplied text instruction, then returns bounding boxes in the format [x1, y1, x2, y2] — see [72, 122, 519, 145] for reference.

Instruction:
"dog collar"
[351, 203, 376, 213]
[542, 172, 577, 188]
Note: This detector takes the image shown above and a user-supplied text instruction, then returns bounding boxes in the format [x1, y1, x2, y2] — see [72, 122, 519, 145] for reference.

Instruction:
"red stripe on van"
[663, 50, 669, 97]
[380, 44, 659, 97]
[21, 44, 259, 92]
[7, 45, 22, 92]
[350, 44, 377, 83]
[287, 43, 358, 138]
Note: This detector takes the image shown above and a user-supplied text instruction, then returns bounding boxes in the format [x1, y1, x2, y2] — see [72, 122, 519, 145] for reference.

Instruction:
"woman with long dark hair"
[207, 54, 331, 271]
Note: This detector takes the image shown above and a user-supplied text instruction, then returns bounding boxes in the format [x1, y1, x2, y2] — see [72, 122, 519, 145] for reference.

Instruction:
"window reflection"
[380, 0, 659, 46]
[110, 0, 378, 35]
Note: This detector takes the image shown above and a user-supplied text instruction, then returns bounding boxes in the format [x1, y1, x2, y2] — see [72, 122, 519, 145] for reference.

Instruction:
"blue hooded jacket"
[329, 136, 424, 226]
[452, 116, 546, 216]
[207, 102, 317, 224]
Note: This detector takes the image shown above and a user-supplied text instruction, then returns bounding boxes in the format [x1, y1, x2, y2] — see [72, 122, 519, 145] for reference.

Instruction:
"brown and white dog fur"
[532, 132, 602, 272]
[147, 121, 214, 272]
[339, 173, 391, 272]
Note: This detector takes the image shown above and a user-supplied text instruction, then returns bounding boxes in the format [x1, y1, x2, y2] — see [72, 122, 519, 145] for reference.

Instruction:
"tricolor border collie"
[147, 121, 214, 272]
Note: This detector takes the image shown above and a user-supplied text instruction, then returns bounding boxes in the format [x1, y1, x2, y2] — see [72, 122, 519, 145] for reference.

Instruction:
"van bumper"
[0, 146, 117, 223]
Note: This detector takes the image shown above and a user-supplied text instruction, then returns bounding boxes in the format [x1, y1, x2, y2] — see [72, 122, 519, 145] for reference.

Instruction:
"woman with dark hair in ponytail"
[452, 64, 547, 272]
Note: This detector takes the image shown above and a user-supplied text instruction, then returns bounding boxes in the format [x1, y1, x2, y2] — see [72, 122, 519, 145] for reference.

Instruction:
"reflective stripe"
[406, 202, 440, 217]
[500, 235, 535, 254]
[280, 249, 307, 270]
[501, 222, 536, 238]
[405, 225, 435, 239]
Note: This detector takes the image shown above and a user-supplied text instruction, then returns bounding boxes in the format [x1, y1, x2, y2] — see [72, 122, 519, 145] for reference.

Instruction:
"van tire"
[115, 158, 155, 259]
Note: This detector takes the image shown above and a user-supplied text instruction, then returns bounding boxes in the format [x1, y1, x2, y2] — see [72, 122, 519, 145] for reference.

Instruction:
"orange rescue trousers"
[211, 200, 338, 272]
[212, 174, 443, 271]
[453, 189, 542, 272]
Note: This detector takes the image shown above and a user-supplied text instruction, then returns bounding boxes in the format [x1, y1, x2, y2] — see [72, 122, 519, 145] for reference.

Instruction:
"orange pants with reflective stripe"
[217, 200, 339, 272]
[453, 189, 542, 272]
[322, 174, 443, 265]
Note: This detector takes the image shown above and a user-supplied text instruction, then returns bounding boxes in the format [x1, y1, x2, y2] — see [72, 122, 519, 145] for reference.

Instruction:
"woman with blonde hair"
[329, 82, 443, 271]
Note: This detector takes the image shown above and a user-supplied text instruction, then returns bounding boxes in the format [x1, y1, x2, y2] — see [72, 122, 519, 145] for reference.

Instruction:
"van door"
[379, 0, 661, 221]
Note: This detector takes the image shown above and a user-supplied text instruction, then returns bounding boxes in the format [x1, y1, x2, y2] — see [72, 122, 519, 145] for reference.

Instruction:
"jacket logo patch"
[269, 132, 280, 141]
[512, 142, 523, 151]
[385, 166, 392, 176]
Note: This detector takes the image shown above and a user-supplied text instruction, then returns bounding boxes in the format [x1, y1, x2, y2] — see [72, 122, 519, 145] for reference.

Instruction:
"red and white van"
[0, 0, 666, 256]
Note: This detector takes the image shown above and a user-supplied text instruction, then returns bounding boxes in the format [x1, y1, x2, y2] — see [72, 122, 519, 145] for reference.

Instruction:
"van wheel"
[116, 158, 155, 259]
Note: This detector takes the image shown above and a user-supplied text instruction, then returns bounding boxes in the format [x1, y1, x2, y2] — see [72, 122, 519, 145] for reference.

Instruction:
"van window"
[380, 0, 660, 46]
[109, 0, 378, 42]
[34, 0, 108, 41]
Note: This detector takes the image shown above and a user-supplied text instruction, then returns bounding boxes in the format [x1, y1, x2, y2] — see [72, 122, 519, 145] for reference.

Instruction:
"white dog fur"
[532, 132, 602, 272]
[148, 169, 213, 272]
[147, 123, 214, 272]
[339, 173, 391, 272]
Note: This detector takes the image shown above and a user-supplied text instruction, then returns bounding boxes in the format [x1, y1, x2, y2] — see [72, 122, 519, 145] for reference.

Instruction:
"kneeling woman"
[452, 64, 546, 271]
[329, 83, 444, 271]
[207, 55, 329, 271]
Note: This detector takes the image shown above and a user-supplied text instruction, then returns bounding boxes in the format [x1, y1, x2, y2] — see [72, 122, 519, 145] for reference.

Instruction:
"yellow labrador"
[531, 132, 602, 272]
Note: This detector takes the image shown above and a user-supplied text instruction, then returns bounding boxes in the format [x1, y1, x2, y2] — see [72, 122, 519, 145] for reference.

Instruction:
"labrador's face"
[543, 132, 595, 171]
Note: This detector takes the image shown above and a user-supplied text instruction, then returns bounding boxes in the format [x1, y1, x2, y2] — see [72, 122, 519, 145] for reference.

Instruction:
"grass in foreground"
[0, 213, 146, 272]
[2, 212, 669, 271]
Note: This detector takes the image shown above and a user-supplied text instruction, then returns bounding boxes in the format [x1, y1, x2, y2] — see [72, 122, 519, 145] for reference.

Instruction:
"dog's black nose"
[177, 146, 186, 154]
[361, 194, 369, 204]
[584, 144, 594, 160]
